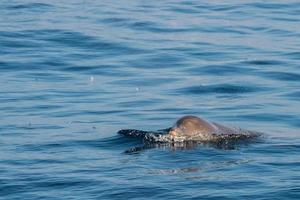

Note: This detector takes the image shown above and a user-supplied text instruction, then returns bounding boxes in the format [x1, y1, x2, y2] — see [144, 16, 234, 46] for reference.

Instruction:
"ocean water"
[1, 0, 300, 199]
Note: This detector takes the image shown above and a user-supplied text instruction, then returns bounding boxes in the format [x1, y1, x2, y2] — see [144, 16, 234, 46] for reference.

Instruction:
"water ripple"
[1, 0, 300, 199]
[5, 3, 54, 11]
[175, 84, 265, 95]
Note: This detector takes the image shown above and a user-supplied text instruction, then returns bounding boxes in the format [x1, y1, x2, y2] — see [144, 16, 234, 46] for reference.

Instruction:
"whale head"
[168, 116, 216, 140]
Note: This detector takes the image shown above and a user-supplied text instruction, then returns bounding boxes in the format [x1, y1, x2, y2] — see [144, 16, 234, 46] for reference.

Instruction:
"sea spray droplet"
[90, 76, 95, 83]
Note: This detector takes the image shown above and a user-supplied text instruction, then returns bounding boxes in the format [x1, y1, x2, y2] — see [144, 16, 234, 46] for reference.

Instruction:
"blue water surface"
[1, 0, 300, 199]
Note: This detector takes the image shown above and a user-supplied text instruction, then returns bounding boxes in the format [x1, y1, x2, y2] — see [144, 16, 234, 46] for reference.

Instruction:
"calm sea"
[1, 0, 300, 199]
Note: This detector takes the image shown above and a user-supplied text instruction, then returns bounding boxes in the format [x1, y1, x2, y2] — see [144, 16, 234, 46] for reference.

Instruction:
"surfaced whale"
[118, 115, 262, 143]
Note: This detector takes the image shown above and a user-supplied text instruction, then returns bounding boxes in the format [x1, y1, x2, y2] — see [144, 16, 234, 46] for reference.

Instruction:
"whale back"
[118, 115, 262, 143]
[172, 116, 217, 137]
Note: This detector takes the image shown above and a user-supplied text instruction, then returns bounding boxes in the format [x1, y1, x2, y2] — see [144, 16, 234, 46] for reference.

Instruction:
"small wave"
[194, 64, 255, 76]
[175, 84, 260, 95]
[6, 3, 54, 10]
[264, 71, 300, 82]
[285, 52, 300, 60]
[244, 59, 285, 66]
[245, 2, 297, 10]
[283, 91, 300, 101]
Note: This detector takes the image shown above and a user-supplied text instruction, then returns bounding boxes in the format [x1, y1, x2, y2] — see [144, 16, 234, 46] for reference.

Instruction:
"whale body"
[118, 116, 262, 143]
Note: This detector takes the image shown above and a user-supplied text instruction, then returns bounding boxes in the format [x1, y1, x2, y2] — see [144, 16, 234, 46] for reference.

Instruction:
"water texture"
[1, 0, 300, 199]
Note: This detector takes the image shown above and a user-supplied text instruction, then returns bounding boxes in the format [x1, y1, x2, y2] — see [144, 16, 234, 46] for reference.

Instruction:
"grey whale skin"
[118, 116, 262, 143]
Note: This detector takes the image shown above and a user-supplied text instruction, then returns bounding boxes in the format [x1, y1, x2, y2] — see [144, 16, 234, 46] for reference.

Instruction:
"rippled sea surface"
[1, 0, 300, 199]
